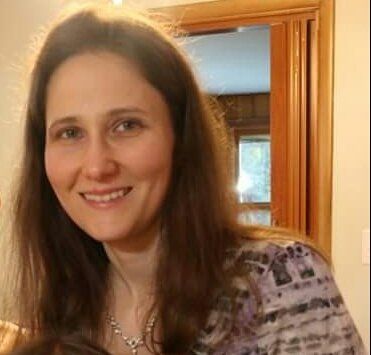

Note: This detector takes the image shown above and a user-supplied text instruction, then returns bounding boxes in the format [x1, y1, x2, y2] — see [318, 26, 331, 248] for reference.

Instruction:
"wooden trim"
[299, 20, 309, 233]
[174, 13, 317, 33]
[286, 19, 310, 233]
[287, 20, 300, 230]
[314, 0, 334, 253]
[270, 22, 289, 229]
[308, 19, 319, 239]
[154, 0, 319, 31]
[228, 118, 270, 131]
[240, 203, 271, 210]
[156, 0, 334, 255]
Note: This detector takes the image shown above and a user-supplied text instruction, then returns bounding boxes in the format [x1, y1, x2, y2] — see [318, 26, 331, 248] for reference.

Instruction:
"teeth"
[83, 188, 131, 202]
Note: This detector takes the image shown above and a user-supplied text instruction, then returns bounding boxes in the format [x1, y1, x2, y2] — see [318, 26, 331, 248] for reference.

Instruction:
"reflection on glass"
[238, 209, 271, 226]
[237, 136, 271, 203]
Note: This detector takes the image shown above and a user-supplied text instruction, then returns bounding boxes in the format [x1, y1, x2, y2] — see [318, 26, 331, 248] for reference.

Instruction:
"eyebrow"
[47, 107, 148, 131]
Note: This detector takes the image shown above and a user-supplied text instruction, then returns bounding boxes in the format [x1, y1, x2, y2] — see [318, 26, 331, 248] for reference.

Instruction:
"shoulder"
[229, 238, 346, 329]
[213, 238, 366, 354]
[226, 237, 329, 286]
[221, 237, 329, 291]
[231, 238, 337, 315]
[223, 238, 337, 323]
[0, 320, 25, 354]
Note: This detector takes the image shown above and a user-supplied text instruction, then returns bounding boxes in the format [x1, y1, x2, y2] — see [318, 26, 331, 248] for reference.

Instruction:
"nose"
[81, 136, 119, 182]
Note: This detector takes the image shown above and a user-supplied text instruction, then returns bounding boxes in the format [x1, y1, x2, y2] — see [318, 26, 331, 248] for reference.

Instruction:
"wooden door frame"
[154, 0, 334, 256]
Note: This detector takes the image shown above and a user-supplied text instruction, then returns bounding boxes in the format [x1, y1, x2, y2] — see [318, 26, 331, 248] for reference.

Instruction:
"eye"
[58, 127, 83, 140]
[113, 119, 143, 136]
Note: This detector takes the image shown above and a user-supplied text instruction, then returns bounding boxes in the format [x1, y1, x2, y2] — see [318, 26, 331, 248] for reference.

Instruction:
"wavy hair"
[8, 334, 111, 355]
[3, 3, 281, 353]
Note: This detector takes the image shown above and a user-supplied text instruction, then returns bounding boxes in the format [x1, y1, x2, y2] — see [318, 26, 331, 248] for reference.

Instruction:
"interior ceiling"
[125, 0, 271, 95]
[181, 26, 270, 95]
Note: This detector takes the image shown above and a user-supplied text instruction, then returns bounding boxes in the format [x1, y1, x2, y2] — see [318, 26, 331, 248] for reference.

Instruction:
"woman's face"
[45, 51, 175, 248]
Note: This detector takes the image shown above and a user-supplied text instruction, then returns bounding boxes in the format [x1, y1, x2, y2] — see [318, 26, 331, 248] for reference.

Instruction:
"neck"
[103, 228, 161, 304]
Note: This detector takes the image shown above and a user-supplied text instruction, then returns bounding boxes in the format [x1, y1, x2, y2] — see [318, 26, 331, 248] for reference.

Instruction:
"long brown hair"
[4, 3, 276, 353]
[8, 334, 112, 355]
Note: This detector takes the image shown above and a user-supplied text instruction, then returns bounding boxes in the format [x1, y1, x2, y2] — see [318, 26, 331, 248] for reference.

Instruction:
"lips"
[80, 187, 133, 203]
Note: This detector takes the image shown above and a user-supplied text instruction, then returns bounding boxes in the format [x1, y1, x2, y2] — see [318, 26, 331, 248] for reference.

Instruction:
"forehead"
[45, 51, 165, 122]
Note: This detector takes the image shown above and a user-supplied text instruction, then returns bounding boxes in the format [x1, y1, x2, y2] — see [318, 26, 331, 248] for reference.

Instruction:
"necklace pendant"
[127, 337, 141, 348]
[107, 312, 156, 354]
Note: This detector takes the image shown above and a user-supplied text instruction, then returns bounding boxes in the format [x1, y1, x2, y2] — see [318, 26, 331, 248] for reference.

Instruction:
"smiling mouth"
[81, 187, 133, 203]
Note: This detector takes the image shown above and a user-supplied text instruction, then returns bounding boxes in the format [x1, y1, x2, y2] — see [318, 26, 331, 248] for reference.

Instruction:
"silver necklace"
[106, 313, 156, 355]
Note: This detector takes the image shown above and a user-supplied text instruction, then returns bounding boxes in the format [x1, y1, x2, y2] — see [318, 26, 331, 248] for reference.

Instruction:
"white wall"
[332, 0, 370, 352]
[0, 0, 64, 201]
[126, 0, 216, 5]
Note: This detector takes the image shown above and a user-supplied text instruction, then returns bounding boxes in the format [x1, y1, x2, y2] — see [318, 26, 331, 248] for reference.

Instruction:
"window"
[237, 135, 271, 226]
[237, 135, 271, 203]
[215, 94, 271, 226]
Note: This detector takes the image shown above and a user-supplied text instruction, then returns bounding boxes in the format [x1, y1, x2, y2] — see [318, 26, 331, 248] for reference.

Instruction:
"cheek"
[44, 147, 77, 191]
[128, 136, 174, 181]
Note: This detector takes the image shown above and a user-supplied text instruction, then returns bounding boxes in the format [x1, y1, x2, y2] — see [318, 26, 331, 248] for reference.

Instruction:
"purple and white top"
[192, 240, 366, 354]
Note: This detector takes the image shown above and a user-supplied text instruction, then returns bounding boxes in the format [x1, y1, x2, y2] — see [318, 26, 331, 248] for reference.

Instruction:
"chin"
[86, 231, 129, 244]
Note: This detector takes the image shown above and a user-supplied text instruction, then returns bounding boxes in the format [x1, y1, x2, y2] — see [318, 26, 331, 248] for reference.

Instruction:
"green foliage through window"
[237, 135, 271, 203]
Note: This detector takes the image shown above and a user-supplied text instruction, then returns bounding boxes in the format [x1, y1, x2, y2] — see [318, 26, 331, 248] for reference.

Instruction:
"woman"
[0, 3, 366, 354]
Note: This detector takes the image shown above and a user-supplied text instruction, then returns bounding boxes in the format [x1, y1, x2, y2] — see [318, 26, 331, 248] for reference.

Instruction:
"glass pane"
[238, 209, 271, 226]
[236, 135, 271, 203]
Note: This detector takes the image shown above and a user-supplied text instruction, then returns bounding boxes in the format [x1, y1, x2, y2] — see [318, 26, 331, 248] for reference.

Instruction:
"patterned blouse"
[0, 240, 367, 355]
[191, 240, 367, 355]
